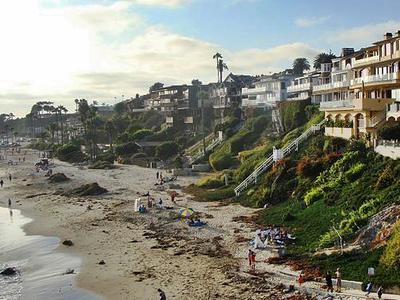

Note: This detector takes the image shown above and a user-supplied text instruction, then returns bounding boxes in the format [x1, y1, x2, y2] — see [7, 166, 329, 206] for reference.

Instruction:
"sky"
[1, 0, 400, 116]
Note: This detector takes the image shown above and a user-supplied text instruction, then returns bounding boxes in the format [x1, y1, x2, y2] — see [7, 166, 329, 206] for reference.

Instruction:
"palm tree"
[313, 52, 336, 70]
[47, 123, 58, 144]
[104, 120, 115, 151]
[218, 59, 228, 84]
[213, 52, 223, 83]
[292, 58, 311, 75]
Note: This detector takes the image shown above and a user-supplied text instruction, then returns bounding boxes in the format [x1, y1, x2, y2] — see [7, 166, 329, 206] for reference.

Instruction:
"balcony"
[287, 82, 311, 93]
[242, 98, 279, 108]
[313, 80, 350, 92]
[353, 97, 394, 111]
[320, 99, 354, 110]
[351, 72, 399, 86]
[353, 55, 379, 68]
[242, 86, 271, 95]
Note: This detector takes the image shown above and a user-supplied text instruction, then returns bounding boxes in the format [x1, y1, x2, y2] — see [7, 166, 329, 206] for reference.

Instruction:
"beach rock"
[62, 239, 74, 246]
[63, 183, 108, 197]
[48, 173, 70, 183]
[63, 268, 75, 275]
[1, 267, 17, 276]
[98, 260, 106, 265]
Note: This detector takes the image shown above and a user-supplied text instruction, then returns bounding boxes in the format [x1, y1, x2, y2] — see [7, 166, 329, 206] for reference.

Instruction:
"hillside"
[190, 107, 400, 288]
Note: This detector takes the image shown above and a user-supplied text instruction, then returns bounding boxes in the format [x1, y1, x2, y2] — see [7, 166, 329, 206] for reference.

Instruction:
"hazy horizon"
[2, 0, 400, 116]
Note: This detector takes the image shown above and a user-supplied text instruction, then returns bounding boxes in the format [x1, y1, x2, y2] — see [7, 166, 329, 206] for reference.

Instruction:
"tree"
[149, 82, 164, 93]
[47, 123, 59, 144]
[191, 79, 202, 86]
[218, 58, 228, 84]
[104, 120, 116, 151]
[213, 52, 223, 83]
[156, 142, 179, 160]
[313, 52, 336, 70]
[293, 58, 310, 75]
[114, 102, 126, 115]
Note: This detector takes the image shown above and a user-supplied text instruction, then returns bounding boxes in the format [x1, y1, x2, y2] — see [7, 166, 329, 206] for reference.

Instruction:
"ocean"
[0, 206, 101, 300]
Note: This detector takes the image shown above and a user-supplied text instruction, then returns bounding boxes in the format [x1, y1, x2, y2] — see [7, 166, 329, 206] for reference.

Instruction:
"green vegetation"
[194, 105, 400, 287]
[56, 143, 86, 163]
[156, 141, 179, 160]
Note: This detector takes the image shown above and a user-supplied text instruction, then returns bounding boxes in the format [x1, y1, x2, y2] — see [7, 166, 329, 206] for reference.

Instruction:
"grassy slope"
[193, 111, 400, 287]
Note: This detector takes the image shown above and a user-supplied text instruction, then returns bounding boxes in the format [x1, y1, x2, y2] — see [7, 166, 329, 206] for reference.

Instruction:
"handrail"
[234, 119, 326, 196]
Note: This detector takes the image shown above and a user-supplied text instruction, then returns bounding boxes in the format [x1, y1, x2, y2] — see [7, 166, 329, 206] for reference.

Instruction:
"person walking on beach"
[377, 286, 383, 299]
[297, 270, 305, 287]
[365, 282, 373, 296]
[0, 179, 3, 188]
[157, 288, 166, 300]
[9, 174, 12, 181]
[248, 249, 256, 272]
[156, 171, 159, 180]
[335, 267, 342, 292]
[325, 271, 334, 293]
[8, 198, 11, 207]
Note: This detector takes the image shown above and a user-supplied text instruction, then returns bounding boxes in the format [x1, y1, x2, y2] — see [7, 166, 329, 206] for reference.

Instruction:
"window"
[280, 82, 286, 89]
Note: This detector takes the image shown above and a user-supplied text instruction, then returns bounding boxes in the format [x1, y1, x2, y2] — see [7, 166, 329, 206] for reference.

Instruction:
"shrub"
[115, 142, 139, 157]
[156, 142, 179, 160]
[304, 186, 324, 206]
[197, 175, 224, 189]
[252, 115, 269, 134]
[96, 151, 115, 163]
[378, 124, 400, 140]
[129, 129, 153, 141]
[57, 143, 85, 163]
[209, 152, 236, 171]
[345, 162, 366, 181]
[381, 221, 400, 269]
[375, 165, 395, 190]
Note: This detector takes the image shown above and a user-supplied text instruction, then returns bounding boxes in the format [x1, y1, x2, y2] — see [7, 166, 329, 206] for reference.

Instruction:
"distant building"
[241, 70, 294, 109]
[210, 73, 254, 122]
[287, 71, 320, 103]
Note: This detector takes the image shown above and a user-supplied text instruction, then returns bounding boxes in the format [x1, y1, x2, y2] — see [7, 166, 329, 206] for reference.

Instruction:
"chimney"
[341, 48, 354, 57]
[384, 32, 393, 39]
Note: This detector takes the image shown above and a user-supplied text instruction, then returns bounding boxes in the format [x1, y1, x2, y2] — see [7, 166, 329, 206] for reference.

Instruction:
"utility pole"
[201, 95, 206, 155]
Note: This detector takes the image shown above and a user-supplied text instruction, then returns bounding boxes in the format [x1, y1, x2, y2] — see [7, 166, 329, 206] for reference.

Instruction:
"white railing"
[287, 82, 311, 93]
[242, 99, 280, 107]
[313, 80, 350, 92]
[242, 86, 271, 95]
[351, 72, 398, 85]
[320, 99, 354, 109]
[234, 119, 326, 196]
[353, 55, 379, 67]
[313, 82, 331, 92]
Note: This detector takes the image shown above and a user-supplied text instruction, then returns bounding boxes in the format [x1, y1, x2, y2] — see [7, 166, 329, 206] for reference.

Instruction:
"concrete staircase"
[234, 119, 326, 196]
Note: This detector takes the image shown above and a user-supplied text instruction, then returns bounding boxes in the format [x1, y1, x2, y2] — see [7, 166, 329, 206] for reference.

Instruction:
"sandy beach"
[0, 149, 269, 300]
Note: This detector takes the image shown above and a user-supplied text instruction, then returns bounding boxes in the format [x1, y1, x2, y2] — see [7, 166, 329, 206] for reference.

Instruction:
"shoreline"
[0, 204, 101, 300]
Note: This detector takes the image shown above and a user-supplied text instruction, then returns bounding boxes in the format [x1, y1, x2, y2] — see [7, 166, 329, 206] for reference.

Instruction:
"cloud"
[327, 20, 400, 47]
[295, 16, 330, 28]
[128, 0, 189, 8]
[0, 1, 319, 116]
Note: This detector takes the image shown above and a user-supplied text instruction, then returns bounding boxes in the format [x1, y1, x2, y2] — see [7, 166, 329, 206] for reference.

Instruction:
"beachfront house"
[241, 70, 294, 111]
[210, 73, 254, 123]
[318, 33, 400, 142]
[287, 71, 320, 103]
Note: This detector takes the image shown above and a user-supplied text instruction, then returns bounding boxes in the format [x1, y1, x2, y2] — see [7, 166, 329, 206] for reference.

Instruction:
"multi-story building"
[241, 70, 294, 109]
[146, 84, 210, 131]
[318, 33, 400, 141]
[210, 73, 254, 122]
[287, 71, 320, 103]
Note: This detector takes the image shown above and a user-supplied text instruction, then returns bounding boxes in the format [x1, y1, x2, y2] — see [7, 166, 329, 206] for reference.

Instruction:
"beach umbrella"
[179, 207, 194, 218]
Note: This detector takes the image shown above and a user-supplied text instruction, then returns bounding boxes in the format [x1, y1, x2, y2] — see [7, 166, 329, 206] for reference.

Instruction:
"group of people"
[155, 171, 177, 186]
[0, 173, 13, 188]
[297, 268, 384, 298]
[253, 226, 295, 249]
